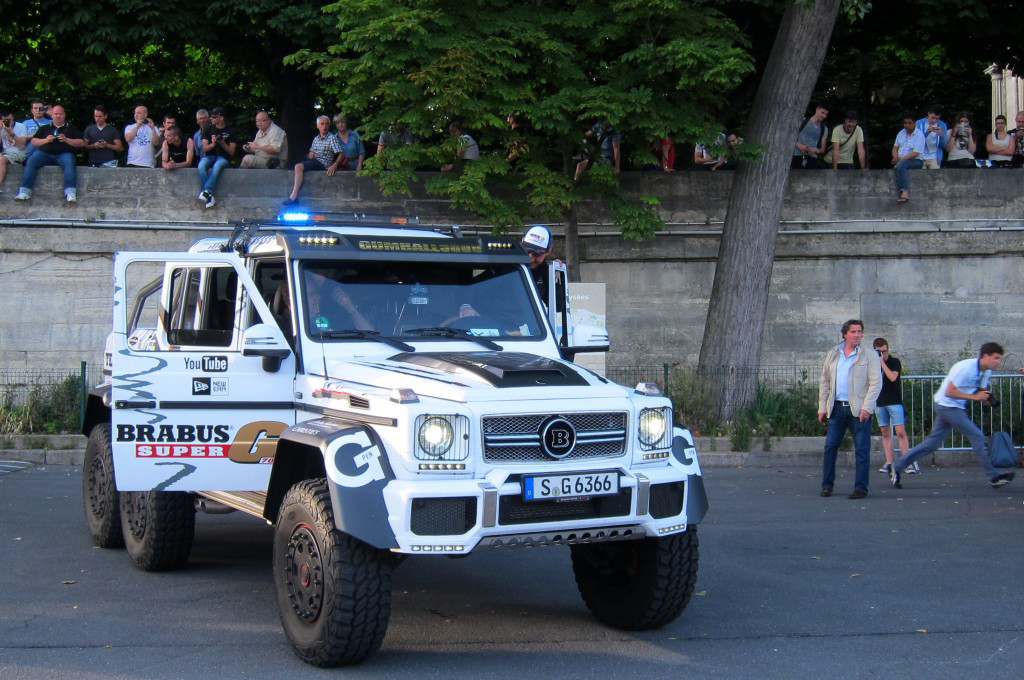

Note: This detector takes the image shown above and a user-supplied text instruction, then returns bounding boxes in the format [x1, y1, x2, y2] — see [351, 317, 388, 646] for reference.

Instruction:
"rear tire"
[82, 423, 124, 549]
[571, 527, 699, 630]
[120, 489, 196, 571]
[274, 478, 392, 667]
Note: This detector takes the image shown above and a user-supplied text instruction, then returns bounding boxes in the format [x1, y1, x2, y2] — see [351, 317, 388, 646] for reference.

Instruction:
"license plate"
[523, 472, 619, 502]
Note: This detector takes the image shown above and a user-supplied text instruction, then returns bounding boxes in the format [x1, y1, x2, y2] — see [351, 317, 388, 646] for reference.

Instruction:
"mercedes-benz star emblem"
[540, 416, 576, 459]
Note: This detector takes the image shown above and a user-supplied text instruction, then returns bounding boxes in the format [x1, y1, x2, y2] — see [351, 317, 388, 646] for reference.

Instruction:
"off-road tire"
[273, 478, 392, 667]
[82, 423, 124, 549]
[571, 527, 699, 630]
[120, 489, 196, 571]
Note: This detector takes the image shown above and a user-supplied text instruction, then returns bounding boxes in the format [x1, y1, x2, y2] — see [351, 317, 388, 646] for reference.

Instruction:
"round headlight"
[638, 408, 667, 447]
[418, 416, 454, 457]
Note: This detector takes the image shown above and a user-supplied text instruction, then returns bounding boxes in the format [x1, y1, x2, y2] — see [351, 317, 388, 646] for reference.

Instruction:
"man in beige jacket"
[817, 319, 881, 499]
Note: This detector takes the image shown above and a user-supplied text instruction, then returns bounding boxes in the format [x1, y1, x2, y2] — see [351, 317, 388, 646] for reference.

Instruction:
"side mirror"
[241, 323, 291, 372]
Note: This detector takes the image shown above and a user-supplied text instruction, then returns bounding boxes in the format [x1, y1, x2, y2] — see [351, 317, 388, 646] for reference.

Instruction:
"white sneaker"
[198, 190, 208, 201]
[65, 192, 77, 204]
[204, 193, 216, 209]
[879, 463, 892, 474]
[14, 190, 30, 201]
[906, 461, 920, 474]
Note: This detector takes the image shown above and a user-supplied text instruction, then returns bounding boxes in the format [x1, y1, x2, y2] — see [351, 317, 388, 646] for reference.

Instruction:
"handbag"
[989, 431, 1018, 468]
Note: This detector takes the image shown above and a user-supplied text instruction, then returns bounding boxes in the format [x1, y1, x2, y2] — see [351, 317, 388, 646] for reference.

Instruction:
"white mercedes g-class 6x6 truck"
[81, 214, 707, 667]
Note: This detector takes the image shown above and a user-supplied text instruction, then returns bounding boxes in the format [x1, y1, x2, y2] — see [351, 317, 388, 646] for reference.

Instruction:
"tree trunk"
[697, 0, 843, 419]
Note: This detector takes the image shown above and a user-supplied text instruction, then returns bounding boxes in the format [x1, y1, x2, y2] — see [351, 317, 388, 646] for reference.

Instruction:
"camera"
[876, 349, 882, 356]
[984, 392, 1000, 408]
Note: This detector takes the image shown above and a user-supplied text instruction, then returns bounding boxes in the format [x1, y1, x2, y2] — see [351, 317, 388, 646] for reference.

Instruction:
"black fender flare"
[82, 384, 112, 436]
[265, 417, 398, 550]
[671, 427, 708, 526]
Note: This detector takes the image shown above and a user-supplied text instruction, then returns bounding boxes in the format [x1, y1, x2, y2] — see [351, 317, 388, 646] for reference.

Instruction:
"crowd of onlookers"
[2, 98, 1022, 207]
[792, 102, 1024, 202]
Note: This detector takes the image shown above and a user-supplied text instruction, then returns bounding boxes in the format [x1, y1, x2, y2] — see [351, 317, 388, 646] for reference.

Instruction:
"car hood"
[323, 351, 628, 402]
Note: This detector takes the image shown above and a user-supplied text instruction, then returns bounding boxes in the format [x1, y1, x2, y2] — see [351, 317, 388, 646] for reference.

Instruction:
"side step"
[195, 491, 268, 519]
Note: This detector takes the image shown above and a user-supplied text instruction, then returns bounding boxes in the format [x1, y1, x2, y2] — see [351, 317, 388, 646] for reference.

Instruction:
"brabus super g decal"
[118, 421, 288, 464]
[227, 421, 287, 464]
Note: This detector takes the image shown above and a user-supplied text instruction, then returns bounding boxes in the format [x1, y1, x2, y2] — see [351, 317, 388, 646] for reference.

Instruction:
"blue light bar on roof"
[279, 211, 311, 222]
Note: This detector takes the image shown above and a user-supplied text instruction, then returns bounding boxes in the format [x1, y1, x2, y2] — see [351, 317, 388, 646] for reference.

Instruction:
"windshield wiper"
[404, 326, 503, 351]
[315, 329, 415, 352]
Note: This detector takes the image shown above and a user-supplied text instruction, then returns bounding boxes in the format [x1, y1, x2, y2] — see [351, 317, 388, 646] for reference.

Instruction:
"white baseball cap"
[522, 225, 551, 253]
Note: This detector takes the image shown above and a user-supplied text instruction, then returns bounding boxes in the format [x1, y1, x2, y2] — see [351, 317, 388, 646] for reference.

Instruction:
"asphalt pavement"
[1, 461, 1021, 680]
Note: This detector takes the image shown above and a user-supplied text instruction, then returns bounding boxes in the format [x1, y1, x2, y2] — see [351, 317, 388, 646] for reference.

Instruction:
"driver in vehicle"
[305, 271, 374, 332]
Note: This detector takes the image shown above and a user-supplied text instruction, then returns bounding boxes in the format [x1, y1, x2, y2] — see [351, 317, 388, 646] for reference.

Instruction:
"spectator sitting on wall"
[712, 131, 741, 171]
[14, 104, 85, 203]
[240, 110, 288, 169]
[21, 99, 50, 159]
[986, 115, 1015, 168]
[197, 107, 237, 209]
[161, 125, 195, 170]
[377, 125, 413, 156]
[0, 108, 29, 191]
[642, 137, 675, 172]
[1008, 111, 1024, 168]
[83, 104, 123, 168]
[124, 105, 161, 168]
[915, 106, 947, 169]
[892, 112, 925, 203]
[793, 102, 829, 169]
[574, 122, 621, 180]
[944, 111, 977, 168]
[332, 114, 364, 172]
[823, 110, 866, 170]
[694, 134, 721, 170]
[193, 108, 210, 165]
[160, 113, 177, 140]
[506, 114, 530, 165]
[441, 120, 478, 172]
[282, 115, 342, 205]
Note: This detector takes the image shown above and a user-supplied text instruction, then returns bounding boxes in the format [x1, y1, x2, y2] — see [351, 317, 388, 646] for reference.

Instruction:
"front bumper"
[382, 462, 707, 554]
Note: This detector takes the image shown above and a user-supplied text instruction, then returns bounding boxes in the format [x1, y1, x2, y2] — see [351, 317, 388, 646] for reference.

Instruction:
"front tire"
[120, 489, 196, 571]
[273, 479, 392, 667]
[82, 423, 124, 548]
[571, 527, 699, 630]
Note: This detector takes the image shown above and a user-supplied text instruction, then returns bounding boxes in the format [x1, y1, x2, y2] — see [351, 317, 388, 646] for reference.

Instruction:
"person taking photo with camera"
[891, 342, 1015, 490]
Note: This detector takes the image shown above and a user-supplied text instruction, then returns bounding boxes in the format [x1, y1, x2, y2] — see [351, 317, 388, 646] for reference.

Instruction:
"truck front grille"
[482, 412, 628, 463]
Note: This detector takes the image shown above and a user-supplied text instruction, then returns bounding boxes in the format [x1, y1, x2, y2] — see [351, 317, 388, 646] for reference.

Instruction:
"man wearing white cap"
[521, 225, 553, 303]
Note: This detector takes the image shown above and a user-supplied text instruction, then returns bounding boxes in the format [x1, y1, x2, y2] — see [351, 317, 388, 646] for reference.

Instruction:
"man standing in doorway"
[891, 343, 1014, 490]
[817, 319, 882, 499]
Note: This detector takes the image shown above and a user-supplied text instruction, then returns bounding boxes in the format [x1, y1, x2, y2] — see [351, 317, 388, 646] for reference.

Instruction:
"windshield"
[299, 260, 545, 341]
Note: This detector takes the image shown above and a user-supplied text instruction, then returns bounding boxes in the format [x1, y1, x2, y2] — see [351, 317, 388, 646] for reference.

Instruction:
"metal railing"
[901, 373, 1022, 451]
[0, 363, 102, 434]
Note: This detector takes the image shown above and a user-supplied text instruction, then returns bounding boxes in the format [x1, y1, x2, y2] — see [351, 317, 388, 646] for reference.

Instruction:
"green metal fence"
[0, 363, 102, 434]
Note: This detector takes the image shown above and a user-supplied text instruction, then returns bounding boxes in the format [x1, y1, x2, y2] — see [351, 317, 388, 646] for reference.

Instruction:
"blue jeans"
[894, 405, 999, 481]
[20, 150, 77, 191]
[197, 155, 229, 193]
[822, 402, 872, 491]
[893, 158, 922, 192]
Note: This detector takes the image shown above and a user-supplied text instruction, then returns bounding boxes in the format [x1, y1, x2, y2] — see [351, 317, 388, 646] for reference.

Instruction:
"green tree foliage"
[0, 1, 332, 157]
[291, 0, 753, 254]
